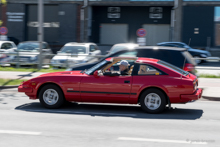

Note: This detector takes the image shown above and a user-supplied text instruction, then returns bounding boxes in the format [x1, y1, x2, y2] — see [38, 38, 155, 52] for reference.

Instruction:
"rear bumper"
[18, 85, 33, 93]
[180, 88, 203, 102]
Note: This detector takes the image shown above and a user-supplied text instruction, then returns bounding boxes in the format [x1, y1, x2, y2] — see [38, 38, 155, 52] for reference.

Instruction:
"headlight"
[30, 56, 37, 61]
[200, 54, 207, 58]
[193, 79, 198, 90]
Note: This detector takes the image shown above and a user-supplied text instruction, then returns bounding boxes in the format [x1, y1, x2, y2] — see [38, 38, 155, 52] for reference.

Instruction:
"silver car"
[51, 42, 101, 68]
[10, 41, 52, 65]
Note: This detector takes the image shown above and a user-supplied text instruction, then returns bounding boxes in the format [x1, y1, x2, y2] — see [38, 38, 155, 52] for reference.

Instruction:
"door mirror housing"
[93, 70, 99, 78]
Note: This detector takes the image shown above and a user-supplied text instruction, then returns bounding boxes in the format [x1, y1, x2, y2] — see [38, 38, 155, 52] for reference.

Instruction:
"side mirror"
[106, 51, 110, 54]
[93, 70, 99, 78]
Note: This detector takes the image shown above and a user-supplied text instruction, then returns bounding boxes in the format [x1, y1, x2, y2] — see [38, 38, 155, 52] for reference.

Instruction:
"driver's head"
[119, 60, 129, 71]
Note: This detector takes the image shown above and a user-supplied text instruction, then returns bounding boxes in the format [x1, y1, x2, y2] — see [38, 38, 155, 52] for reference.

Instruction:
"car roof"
[19, 41, 47, 44]
[105, 57, 159, 63]
[0, 41, 14, 44]
[133, 46, 187, 51]
[113, 43, 139, 46]
[157, 42, 186, 45]
[65, 42, 96, 46]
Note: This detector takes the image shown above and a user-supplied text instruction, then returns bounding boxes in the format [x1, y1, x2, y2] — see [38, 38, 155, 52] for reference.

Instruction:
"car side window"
[138, 65, 162, 75]
[1, 43, 13, 49]
[90, 45, 97, 52]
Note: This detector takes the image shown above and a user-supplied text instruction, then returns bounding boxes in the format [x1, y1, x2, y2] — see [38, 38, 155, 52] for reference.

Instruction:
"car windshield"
[61, 46, 87, 54]
[85, 60, 108, 75]
[110, 46, 128, 54]
[17, 43, 40, 52]
[158, 60, 189, 76]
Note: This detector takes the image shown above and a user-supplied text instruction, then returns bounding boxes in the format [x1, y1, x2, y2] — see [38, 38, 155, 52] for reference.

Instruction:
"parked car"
[0, 53, 11, 66]
[10, 41, 52, 65]
[50, 42, 101, 68]
[0, 41, 17, 53]
[67, 46, 197, 75]
[18, 57, 202, 113]
[157, 42, 211, 64]
[106, 43, 139, 54]
[0, 41, 17, 66]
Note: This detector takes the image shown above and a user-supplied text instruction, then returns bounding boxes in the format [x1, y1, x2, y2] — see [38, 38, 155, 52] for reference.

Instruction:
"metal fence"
[0, 52, 106, 69]
[0, 52, 220, 69]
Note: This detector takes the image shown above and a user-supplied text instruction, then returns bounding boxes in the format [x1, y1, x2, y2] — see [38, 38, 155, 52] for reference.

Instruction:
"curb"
[0, 85, 19, 89]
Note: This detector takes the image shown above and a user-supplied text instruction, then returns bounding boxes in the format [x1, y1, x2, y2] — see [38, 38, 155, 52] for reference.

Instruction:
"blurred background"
[0, 0, 220, 71]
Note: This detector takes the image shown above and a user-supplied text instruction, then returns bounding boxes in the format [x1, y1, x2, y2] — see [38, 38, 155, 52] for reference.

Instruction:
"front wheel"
[140, 88, 166, 114]
[39, 84, 64, 109]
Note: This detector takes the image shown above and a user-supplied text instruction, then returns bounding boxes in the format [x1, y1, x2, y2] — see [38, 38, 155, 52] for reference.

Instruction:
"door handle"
[124, 80, 130, 83]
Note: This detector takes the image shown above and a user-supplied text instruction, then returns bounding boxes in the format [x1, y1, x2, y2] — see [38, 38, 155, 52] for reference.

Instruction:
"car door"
[80, 75, 132, 103]
[80, 60, 133, 103]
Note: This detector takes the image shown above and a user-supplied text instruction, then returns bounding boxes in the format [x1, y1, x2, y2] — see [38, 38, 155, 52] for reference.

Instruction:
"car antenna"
[181, 38, 191, 79]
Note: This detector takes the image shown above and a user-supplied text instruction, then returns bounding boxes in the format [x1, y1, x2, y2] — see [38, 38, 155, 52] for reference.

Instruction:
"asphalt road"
[0, 89, 219, 147]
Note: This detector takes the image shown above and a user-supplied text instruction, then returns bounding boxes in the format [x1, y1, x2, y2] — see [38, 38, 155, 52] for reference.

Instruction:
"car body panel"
[18, 57, 202, 106]
[80, 75, 132, 103]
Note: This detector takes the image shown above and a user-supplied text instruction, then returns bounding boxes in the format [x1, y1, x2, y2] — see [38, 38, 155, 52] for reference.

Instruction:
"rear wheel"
[39, 84, 64, 108]
[140, 88, 166, 114]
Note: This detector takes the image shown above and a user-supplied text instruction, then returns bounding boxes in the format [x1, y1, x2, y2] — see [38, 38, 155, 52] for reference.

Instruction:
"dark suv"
[67, 46, 196, 74]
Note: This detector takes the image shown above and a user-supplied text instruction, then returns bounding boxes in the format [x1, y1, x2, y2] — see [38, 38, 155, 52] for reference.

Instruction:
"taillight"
[184, 63, 194, 72]
[193, 79, 198, 91]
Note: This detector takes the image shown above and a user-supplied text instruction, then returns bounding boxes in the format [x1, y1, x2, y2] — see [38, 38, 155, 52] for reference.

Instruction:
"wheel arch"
[37, 82, 65, 99]
[137, 86, 170, 105]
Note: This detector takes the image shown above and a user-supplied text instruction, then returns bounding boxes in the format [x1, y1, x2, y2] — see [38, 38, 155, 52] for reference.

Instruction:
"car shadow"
[15, 102, 203, 120]
[202, 96, 220, 101]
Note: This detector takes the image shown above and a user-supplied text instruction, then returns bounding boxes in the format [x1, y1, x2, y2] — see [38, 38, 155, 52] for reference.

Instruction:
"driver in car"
[118, 60, 129, 75]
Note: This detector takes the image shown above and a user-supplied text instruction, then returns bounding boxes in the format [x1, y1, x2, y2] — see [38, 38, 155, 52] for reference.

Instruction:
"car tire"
[193, 56, 202, 64]
[140, 88, 166, 114]
[39, 84, 64, 109]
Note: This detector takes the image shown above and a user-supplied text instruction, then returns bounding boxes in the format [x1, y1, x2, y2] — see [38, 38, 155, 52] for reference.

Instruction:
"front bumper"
[180, 88, 203, 102]
[18, 85, 33, 93]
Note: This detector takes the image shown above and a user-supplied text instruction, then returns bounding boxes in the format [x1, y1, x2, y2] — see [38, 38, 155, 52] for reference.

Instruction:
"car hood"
[188, 48, 209, 54]
[52, 54, 88, 60]
[39, 71, 84, 78]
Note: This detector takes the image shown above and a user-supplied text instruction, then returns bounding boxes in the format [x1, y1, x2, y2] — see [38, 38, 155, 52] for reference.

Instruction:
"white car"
[51, 42, 101, 68]
[0, 41, 17, 53]
[107, 43, 139, 54]
[0, 41, 17, 66]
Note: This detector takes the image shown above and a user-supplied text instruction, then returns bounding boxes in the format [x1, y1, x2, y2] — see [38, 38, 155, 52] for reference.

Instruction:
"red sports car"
[18, 57, 202, 113]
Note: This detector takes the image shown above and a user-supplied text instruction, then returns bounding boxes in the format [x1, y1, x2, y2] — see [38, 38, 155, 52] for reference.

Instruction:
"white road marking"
[0, 130, 41, 135]
[14, 109, 137, 117]
[118, 137, 207, 145]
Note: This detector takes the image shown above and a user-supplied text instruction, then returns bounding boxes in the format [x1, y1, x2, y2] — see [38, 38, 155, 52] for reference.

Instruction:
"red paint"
[18, 58, 202, 105]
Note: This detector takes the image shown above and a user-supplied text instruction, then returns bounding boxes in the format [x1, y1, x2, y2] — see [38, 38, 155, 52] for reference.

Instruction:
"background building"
[0, 0, 220, 52]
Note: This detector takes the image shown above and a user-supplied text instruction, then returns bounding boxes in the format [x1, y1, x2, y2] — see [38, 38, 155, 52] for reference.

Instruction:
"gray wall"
[6, 3, 26, 42]
[58, 4, 78, 45]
